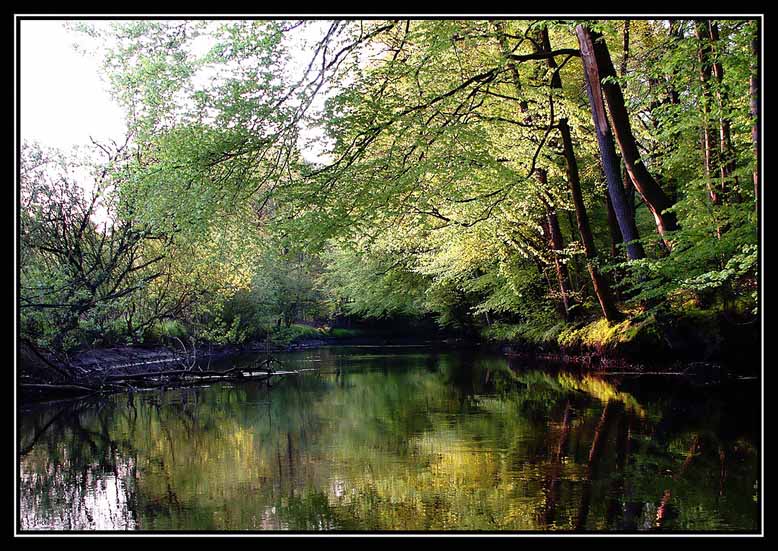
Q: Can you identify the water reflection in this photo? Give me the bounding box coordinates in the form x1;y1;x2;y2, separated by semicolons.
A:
18;347;760;531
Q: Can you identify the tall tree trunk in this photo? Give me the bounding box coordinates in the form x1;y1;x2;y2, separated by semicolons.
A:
708;21;740;201
617;21;638;258
668;20;684;105
539;181;575;320
575;26;646;262
750;27;760;218
538;27;563;89
620;20;637;222
538;27;622;321
559;119;621;322
577;25;678;248
605;194;622;258
494;22;575;318
695;21;722;206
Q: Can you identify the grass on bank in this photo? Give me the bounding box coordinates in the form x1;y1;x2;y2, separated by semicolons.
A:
480;304;727;358
144;320;365;348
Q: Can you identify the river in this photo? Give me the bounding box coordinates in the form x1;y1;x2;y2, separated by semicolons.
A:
18;346;761;532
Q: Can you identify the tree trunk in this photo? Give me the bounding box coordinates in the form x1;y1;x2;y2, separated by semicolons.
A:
537;27;621;321
695;21;722;206
577;24;678;248
559;119;622;322
538;176;575;320
708;21;740;201
546;207;574;315
540;28;621;321
494;22;575;318
575;26;645;261
750;28;760;218
620;20;638;221
538;27;563;89
617;22;637;257
604;194;622;258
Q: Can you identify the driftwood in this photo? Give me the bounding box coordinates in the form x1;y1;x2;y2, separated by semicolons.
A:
20;367;305;401
21;383;102;394
19;337;309;402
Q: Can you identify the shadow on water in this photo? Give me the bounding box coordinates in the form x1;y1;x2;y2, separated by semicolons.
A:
18;346;760;532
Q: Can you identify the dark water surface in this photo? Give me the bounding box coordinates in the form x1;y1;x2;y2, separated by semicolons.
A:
18;346;761;532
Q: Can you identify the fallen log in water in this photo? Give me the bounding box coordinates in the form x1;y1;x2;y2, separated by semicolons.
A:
20;383;103;395
20;350;318;402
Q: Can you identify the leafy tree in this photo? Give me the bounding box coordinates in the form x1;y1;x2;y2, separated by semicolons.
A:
25;18;758;355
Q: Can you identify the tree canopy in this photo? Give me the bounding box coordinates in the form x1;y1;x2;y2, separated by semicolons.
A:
20;18;760;354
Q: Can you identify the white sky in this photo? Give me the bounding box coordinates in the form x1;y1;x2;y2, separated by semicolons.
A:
18;19;347;231
20;20;127;152
19;19;337;166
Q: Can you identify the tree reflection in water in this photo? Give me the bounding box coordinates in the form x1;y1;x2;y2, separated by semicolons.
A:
18;347;760;531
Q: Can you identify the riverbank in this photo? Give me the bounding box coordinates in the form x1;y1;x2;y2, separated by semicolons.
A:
18;330;437;403
19;308;760;403
19;339;282;403
484;307;760;376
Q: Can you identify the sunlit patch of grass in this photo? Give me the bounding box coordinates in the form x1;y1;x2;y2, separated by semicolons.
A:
480;315;654;352
270;324;324;345
326;328;364;339
557;318;641;350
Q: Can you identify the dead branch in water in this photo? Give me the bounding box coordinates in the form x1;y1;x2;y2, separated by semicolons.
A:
19;335;305;402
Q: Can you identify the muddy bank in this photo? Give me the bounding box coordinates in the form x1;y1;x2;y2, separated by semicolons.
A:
19;334;448;403
22;339;294;379
19;316;759;403
20;329;749;387
18;339;288;404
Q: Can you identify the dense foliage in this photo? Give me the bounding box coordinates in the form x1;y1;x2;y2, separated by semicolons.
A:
20;19;760;355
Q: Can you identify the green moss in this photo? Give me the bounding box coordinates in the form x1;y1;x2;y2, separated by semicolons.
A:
557;318;632;350
482;313;669;356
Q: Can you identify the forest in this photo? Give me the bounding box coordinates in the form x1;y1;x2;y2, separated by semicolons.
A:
16;16;764;535
20;18;760;378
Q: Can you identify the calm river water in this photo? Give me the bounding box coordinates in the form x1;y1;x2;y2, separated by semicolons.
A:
18;346;761;532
